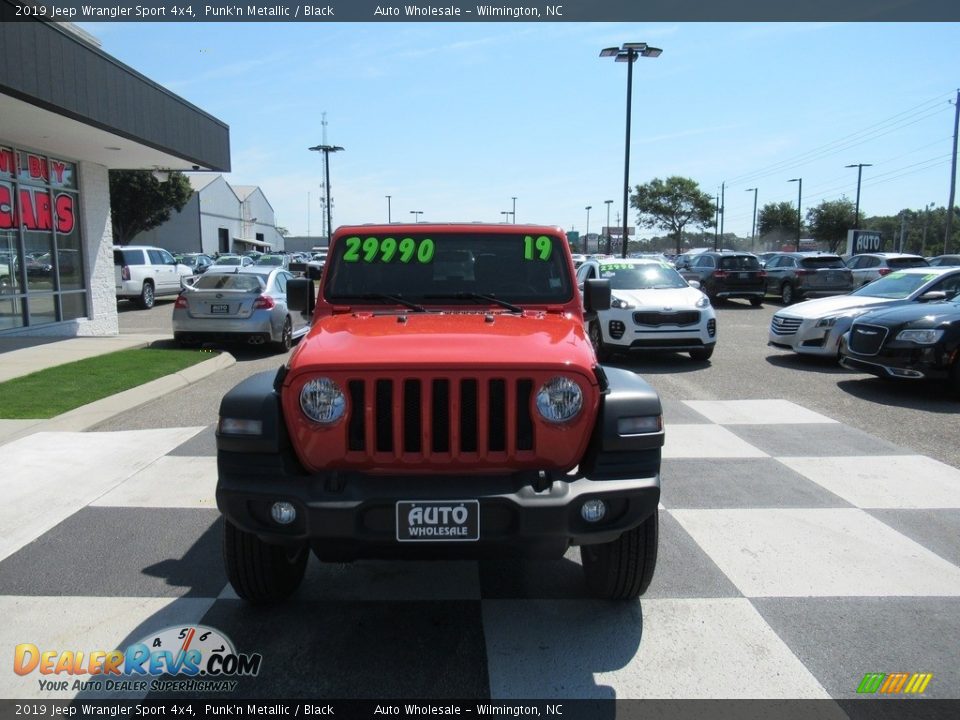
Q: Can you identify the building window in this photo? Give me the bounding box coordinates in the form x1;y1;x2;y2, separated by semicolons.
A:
0;143;85;333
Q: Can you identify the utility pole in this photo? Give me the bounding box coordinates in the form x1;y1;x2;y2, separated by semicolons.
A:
899;212;909;253
713;195;719;250
746;188;758;252
307;191;310;237
719;181;725;240
946;89;959;254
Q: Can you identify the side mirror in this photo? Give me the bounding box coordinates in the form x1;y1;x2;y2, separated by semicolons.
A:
583;278;611;321
307;265;323;281
918;291;947;303
287;278;315;314
687;279;701;290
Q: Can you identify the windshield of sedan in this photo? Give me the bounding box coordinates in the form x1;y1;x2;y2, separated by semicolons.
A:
324;232;572;304
851;272;937;299
598;262;689;290
192;273;266;292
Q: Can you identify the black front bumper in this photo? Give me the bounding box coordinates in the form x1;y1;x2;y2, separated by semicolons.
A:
217;451;660;560
840;347;952;380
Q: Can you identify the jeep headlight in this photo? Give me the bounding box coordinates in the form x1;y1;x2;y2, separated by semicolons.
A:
300;378;346;423
536;377;583;423
896;329;943;344
695;295;711;308
610;295;634;309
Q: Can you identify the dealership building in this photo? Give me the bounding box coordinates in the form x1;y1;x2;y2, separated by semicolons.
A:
0;15;230;337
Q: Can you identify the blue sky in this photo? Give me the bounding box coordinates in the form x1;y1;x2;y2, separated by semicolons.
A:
81;22;959;239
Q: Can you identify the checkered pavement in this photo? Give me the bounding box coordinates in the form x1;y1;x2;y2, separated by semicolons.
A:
1;399;958;701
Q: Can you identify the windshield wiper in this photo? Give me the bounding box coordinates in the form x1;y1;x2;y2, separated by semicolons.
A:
424;292;524;313
357;293;427;312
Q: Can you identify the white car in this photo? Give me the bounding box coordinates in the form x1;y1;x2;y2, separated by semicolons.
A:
576;258;716;361
768;266;960;359
114;245;194;309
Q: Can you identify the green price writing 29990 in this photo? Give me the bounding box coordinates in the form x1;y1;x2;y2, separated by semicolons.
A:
342;236;436;263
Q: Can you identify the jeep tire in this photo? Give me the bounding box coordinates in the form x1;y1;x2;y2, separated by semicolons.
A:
580;511;658;600
223;518;308;604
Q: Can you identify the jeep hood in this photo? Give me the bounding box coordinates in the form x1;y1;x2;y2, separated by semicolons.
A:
289;311;597;373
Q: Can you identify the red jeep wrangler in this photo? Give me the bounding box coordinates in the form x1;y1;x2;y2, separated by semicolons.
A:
216;224;664;602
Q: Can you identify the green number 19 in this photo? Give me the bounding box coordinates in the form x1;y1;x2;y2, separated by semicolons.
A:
524;235;552;261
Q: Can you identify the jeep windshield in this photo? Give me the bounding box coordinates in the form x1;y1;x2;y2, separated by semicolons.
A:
324;232;573;305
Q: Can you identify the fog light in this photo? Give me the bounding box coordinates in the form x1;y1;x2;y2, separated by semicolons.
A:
270;502;296;525
581;499;607;523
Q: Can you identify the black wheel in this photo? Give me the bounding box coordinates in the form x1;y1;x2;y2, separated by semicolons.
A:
588;321;612;362
689;345;714;361
222;518;308;604
780;283;795;305
581;512;658;601
139;281;155;309
274;316;293;353
749;297;763;307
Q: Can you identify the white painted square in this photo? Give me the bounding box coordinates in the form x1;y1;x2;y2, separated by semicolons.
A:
671;508;960;597
663;424;768;459
684;400;838;425
0;428;205;562
92;456;217;508
482;598;832;699
777;456;960;509
0;595;214;699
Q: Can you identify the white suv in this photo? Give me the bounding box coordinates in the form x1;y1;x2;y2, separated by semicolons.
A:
114;246;193;309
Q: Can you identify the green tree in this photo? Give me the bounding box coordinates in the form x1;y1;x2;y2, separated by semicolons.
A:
109;170;193;245
631;176;715;255
758;201;801;249
806;198;856;253
276;226;290;237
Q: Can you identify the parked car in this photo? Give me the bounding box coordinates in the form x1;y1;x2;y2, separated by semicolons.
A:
254;254;289;269
576;257;716;361
756;251;779;267
844;252;928;287
176;253;215;274
213;254;254;268
927;254;960;267
172;267;310;352
680;251;766;305
840;294;960;392
762;252;854;304
768;266;960;359
114;245;193;309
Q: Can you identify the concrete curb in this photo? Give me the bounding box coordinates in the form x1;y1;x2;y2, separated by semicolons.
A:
0;351;236;447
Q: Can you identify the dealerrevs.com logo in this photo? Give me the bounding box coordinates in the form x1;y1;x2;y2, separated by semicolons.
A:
14;625;262;693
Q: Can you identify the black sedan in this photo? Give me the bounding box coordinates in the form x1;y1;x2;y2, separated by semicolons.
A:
840;295;960;391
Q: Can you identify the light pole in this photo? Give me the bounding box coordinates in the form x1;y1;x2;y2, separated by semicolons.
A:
308;144;344;241
713;195;719;250
604;199;613;254
788;178;802;252
923;202;935;254
386;195;392;223
501;211;511;223
746;188;758;251
600;42;662;258
845;163;871;228
410;210;423;222
511;196;517;223
585;206;592;253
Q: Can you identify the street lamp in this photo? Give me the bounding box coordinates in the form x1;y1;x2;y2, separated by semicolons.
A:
511;196;517;223
745;188;758;251
600;42;662;258
788;178;802;252
308;144;344;241
845;163;872;228
585;205;592;253
501;211;511;223
386;195;392;223
604;199;613;254
410;210;423;222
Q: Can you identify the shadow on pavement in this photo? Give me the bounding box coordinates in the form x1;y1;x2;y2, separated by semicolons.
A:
836;377;959;414
764;352;849;375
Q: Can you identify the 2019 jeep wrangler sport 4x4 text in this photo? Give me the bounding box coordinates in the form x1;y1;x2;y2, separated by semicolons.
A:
215;224;664;602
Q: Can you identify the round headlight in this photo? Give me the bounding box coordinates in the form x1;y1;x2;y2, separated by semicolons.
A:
300;378;346;424
536;377;583;423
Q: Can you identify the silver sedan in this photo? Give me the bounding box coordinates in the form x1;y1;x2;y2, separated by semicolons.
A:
768;267;960;359
172;267;310;352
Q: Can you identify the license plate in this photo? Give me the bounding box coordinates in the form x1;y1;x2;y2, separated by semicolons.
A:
396;500;479;542
210;303;229;314
739;272;749;279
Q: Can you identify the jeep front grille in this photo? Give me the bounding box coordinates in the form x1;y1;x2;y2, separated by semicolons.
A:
346;376;536;459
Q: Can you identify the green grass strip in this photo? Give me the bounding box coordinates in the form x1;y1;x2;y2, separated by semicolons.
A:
0;347;217;419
